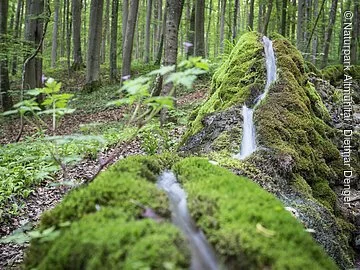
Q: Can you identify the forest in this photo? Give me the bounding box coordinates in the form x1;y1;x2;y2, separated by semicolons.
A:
0;0;359;269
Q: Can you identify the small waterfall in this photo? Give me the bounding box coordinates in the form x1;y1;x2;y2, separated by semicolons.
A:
157;171;219;270
235;36;277;160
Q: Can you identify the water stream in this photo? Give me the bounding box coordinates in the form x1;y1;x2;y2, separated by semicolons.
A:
157;171;219;270
235;36;277;160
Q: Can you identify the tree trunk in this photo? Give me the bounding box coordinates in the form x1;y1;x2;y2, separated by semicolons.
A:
11;0;23;75
290;0;296;42
205;0;213;56
72;0;84;70
194;0;205;57
160;0;184;124
219;0;226;53
84;0;104;91
121;0;139;83
110;0;119;82
233;0;239;41
280;0;287;36
322;0;338;67
101;0;110;63
51;0;59;68
144;0;152;63
66;0;71;72
296;0;304;50
122;0;129;49
312;0;318;64
248;0;255;30
262;0;273;35
0;0;13;111
155;7;166;65
24;0;44;91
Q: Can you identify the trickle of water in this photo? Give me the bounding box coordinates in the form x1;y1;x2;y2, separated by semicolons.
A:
157;171;219;270
235;36;277;160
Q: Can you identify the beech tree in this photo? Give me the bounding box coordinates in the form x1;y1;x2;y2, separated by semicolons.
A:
72;0;84;70
24;0;44;91
0;0;13;111
84;0;104;91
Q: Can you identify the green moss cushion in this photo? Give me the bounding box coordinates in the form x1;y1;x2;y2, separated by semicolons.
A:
24;156;337;270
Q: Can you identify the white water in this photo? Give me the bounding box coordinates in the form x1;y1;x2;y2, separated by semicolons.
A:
157;171;219;270
235;36;277;160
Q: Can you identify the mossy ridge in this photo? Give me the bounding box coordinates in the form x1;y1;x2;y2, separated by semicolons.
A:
181;32;266;143
172;158;338;270
254;36;341;212
24;155;189;270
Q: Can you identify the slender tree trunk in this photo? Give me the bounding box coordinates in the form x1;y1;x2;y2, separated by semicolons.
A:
144;0;153;63
281;0;287;36
122;0;129;49
121;0;139;83
160;0;184;124
101;0;110;63
24;0;44;91
233;0;239;41
12;0;23;75
51;0;60;68
72;0;84;70
84;0;104;90
155;7;166;65
257;2;264;33
296;0;304;50
110;0;119;82
194;0;205;57
290;0;296;42
312;0;318;64
0;0;13;111
66;0;71;72
156;0;162;53
263;0;273;35
205;0;213;57
248;0;255;30
322;0;338;67
187;4;195;57
61;0;66;58
219;0;226;53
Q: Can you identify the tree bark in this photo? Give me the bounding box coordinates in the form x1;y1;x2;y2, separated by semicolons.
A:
11;0;23;75
322;0;338;67
248;0;255;30
144;0;153;63
312;0;318;64
233;0;239;41
122;0;129;49
51;0;59;68
84;0;104;90
194;0;205;57
280;0;287;36
0;0;13;111
205;0;213;56
101;0;110;63
24;0;44;91
110;0;119;82
263;0;273;35
160;0;184;124
296;0;304;50
121;0;139;83
219;0;226;53
72;0;84;70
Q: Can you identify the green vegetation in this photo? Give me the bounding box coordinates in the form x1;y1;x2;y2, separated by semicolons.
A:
24;156;337;269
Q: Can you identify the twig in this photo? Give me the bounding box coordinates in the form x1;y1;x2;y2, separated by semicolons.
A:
16;1;51;142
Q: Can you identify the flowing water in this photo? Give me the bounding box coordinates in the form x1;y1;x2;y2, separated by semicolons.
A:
235;36;277;160
157;171;219;270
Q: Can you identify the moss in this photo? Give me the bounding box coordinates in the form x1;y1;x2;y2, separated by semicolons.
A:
25;155;190;269
173;158;338;270
182;32;266;142
211;128;242;152
321;65;343;85
292;174;313;197
304;61;321;76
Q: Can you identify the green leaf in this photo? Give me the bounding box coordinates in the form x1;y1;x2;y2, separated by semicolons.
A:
148;65;175;76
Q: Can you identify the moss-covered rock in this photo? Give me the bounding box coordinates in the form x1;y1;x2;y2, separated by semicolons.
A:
25;156;338;270
173;158;338;269
179;32;355;267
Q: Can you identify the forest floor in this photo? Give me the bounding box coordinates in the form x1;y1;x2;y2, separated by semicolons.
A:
0;74;209;268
